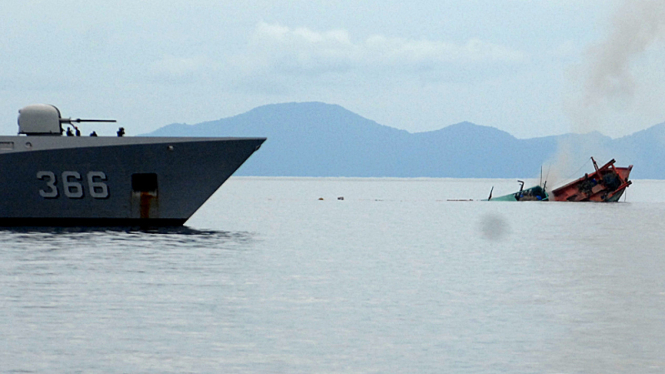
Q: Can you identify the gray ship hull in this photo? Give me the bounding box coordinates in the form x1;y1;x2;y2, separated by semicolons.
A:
0;136;265;226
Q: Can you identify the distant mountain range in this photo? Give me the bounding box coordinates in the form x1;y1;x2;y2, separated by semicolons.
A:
144;102;665;179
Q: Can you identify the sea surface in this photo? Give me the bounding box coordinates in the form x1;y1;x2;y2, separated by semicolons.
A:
2;177;665;373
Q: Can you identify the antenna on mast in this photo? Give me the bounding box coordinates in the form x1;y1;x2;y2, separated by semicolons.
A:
540;165;543;187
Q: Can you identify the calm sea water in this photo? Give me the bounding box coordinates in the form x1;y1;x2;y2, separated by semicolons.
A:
2;177;665;373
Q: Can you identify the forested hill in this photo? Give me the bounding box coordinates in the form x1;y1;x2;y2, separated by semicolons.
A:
144;102;665;179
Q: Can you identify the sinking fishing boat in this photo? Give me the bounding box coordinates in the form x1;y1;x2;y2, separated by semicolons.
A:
488;180;549;201
550;157;632;202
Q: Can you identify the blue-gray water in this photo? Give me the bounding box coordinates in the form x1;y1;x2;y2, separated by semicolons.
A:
2;177;665;373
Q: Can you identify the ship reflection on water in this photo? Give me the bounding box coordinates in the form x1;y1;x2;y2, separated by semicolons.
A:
0;226;257;251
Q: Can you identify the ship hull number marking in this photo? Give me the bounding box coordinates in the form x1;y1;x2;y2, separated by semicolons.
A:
37;171;109;199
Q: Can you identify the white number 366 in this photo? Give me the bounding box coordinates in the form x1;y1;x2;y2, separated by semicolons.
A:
37;171;109;199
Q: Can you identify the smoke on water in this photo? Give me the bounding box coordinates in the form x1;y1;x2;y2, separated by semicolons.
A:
570;0;665;132
546;0;665;187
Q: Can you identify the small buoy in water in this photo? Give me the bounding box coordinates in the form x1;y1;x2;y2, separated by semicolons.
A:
337;196;344;200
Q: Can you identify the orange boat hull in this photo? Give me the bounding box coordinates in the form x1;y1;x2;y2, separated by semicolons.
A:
551;158;632;202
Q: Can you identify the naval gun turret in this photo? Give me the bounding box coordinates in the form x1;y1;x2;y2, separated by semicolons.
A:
18;104;116;136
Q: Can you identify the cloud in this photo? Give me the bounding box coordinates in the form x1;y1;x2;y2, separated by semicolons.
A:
231;22;527;77
147;55;217;83
143;22;529;91
548;40;582;60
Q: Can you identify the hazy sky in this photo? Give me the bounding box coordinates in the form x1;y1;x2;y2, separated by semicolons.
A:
1;0;664;138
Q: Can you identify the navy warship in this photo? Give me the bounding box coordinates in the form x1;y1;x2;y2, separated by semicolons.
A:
0;104;265;226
